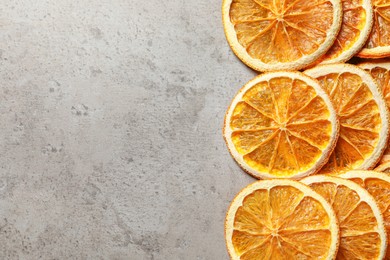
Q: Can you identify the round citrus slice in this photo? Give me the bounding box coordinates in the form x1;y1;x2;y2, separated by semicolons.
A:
222;0;342;71
225;179;339;259
301;175;387;260
223;71;339;179
358;0;390;58
359;61;390;163
305;64;389;175
320;0;373;64
376;161;390;173
339;170;390;259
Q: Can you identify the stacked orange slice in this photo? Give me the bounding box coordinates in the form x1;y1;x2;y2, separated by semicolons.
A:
222;0;342;71
340;170;390;258
359;61;390;163
358;0;390;58
320;0;374;64
302;175;387;259
305;64;389;175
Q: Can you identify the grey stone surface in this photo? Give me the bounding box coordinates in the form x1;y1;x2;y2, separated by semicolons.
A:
0;1;257;259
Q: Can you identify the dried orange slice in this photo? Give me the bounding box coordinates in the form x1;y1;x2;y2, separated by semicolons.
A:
223;71;339;179
358;0;390;58
222;0;342;71
376;161;390;173
225;179;339;259
320;0;373;64
359;61;390;163
305;64;389;174
339;170;390;259
301;175;387;259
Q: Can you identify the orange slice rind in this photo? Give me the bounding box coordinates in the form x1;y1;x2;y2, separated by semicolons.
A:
358;0;390;58
320;0;373;64
376;161;390;173
359;61;390;163
301;175;387;260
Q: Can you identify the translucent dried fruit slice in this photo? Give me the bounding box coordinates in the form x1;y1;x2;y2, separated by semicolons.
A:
302;175;387;260
339;170;390;259
222;0;342;71
225;180;339;260
305;64;389;175
224;71;339;179
358;0;390;58
359;61;390;163
320;0;374;64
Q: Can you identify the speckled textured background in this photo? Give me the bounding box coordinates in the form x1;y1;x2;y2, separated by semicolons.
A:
0;0;257;259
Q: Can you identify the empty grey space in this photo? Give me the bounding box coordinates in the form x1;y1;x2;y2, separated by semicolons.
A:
0;1;256;259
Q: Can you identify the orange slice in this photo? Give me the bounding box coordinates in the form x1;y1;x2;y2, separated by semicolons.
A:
301;175;387;259
358;0;390;58
305;64;389;175
376;161;390;173
339;170;390;259
359;61;390;163
223;71;339;179
222;0;342;71
320;0;373;64
225;179;339;259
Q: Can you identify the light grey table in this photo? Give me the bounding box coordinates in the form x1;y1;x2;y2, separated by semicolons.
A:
0;1;257;259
